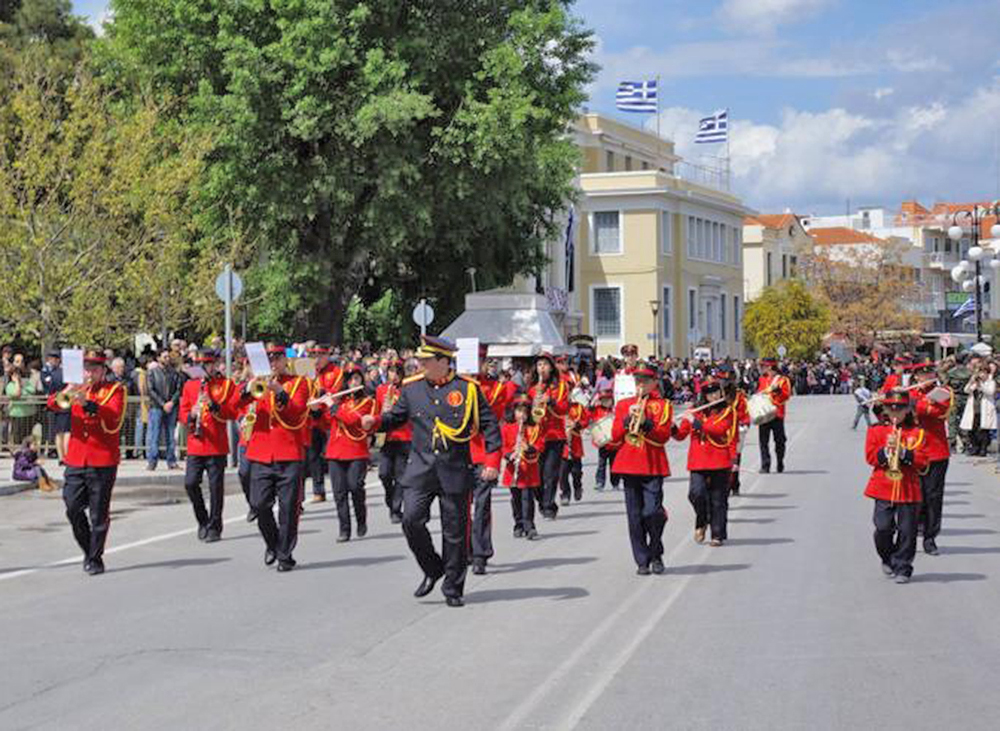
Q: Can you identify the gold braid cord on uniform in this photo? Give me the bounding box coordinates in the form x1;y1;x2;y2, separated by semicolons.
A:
432;381;479;450
636;400;672;448
705;406;738;449
98;383;127;435
270;377;309;431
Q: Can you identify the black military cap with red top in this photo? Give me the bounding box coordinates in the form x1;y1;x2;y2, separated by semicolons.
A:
83;350;107;366
308;344;332;356
620;343;639;357
266;344;287;359
534;350;557;368
193;348;221;364
632;361;658;380
760;357;778;367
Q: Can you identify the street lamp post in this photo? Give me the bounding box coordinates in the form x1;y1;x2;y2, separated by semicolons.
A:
649;299;661;359
947;202;1000;343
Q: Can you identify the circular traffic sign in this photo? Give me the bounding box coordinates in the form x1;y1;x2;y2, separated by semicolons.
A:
777;345;787;358
412;301;435;327
215;271;243;302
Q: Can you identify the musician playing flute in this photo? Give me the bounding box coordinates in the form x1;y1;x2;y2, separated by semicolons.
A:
610;363;674;576
322;364;377;542
502;394;545;540
863;389;929;583
910;360;953;556
47;350;126;575
675;375;738;546
178;349;241;542
376;359;411;524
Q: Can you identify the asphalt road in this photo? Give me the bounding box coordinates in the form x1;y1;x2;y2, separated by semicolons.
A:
2;395;1000;730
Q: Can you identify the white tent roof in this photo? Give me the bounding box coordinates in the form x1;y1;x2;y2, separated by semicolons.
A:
441;289;567;356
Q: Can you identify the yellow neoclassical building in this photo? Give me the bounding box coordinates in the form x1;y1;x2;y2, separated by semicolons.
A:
574;114;751;360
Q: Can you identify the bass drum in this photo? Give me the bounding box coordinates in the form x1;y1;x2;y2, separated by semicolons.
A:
748;392;777;425
589;415;615;448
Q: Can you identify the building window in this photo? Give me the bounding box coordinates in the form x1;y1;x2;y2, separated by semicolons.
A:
687;216;696;257
790;255;798;278
782;254;788;279
766;252;773;287
592;286;622;338
733;227;741;265
706;299;715;339
593;212;622;254
624;155;632;171
861;210;870;229
606;150;614;171
662;286;671;340
734;296;741;340
641;161;649;170
661;212;672;255
688;288;697;331
720;293;726;340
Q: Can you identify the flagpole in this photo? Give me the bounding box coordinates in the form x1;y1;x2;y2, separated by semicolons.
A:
655;74;661;163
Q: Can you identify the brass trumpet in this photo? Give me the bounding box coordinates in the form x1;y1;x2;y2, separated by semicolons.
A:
626;393;649;447
885;421;904;481
247;378;269;398
55;385;88;410
532;389;548;422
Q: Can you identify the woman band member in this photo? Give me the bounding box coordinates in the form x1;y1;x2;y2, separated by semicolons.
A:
528;352;569;519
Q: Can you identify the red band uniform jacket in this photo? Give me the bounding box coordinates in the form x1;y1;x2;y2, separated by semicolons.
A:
562;402;592;459
178;377;241;457
48;382;126;468
913;385;952;462
864;424;930;504
674;405;739;471
527;380;570;444
240;374;310;463
610;393;674;477
501;422;546;488
376;383;413;443
471;378;513;465
324;394;377;461
758;374;792;420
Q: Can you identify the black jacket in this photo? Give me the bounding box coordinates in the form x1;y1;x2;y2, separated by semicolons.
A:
148;366;182;409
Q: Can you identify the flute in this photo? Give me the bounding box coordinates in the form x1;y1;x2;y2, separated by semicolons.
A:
307;385;365;409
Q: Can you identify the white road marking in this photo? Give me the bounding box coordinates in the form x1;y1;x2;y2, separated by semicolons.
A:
499;423;807;731
0;474;385;583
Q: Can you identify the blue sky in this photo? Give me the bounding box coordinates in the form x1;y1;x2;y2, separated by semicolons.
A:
73;0;1000;215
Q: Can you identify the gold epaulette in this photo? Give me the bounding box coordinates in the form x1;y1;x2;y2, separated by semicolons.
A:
403;373;426;385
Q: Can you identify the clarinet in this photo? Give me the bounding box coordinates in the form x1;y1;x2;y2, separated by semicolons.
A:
511;422;525;486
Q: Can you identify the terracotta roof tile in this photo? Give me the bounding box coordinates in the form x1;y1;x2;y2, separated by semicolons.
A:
744;213;798;229
808;226;888;246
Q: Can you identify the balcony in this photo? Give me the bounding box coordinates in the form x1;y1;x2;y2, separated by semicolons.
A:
926;251;959;269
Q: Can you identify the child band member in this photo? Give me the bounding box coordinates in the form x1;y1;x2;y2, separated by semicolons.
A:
502;395;545;540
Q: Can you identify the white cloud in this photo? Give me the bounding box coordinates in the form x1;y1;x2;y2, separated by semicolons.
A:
873;87;894;101
646;80;1000;213
87;9;113;38
718;0;833;34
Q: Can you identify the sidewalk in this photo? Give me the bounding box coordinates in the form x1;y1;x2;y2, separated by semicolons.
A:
0;457;241;497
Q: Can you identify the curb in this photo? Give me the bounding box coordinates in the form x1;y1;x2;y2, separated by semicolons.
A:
0;469;241;497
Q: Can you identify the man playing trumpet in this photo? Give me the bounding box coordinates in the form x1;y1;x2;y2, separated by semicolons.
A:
240;344;310;572
609;363;675;576
47;350;126;575
178;349;241;543
910;360;953;556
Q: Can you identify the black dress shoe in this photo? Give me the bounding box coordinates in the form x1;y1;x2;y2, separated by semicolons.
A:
446;596;464;608
204;529;221;543
277;559;296;572
472;561;486;575
636;565;651;576
246;509;258;523
264;549;277;566
574;490;582;502
336;531;351;543
414;574;441;598
390;513;403;525
777;463;785;474
83;559;92;574
197;525;209;541
356;523;368;538
924;538;939;555
526;528;538;540
650;559;665;575
760;466;770;474
560;496;570;507
513;526;525;538
86;558;105;575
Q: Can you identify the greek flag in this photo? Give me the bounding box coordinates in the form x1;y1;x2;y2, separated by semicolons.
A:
695;109;728;144
616;80;657;113
953;296;975;318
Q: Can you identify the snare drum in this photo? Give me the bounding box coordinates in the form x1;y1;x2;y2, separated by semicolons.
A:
748;392;777;425
589;415;615;448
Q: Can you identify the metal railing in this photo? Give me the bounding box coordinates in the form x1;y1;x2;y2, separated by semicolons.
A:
0;395;184;459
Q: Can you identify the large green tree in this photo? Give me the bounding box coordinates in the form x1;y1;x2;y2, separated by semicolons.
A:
97;0;595;342
0;56;209;350
743;281;830;359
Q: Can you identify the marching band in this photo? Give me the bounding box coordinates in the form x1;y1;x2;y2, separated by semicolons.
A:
46;335;974;596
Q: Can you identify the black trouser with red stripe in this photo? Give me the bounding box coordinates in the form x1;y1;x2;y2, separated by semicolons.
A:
402;470;472;599
184;454;226;534
689;469;730;540
471;465;496;564
622;474;667;568
63;465;117;563
250;460;303;563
